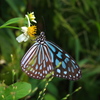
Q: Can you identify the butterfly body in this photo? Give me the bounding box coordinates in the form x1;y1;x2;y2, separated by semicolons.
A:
21;32;81;80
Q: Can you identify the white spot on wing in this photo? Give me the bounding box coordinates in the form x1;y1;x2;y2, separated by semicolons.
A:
68;67;71;72
59;75;61;77
57;69;61;73
35;71;37;74
64;71;67;74
76;74;78;76
43;61;46;68
56;74;58;77
49;65;52;70
78;70;80;74
45;70;47;74
71;59;75;64
39;65;42;70
65;54;70;58
73;76;75;78
37;76;39;78
47;66;49;71
22;68;25;71
40;73;42;76
69;75;71;77
35;65;38;70
32;70;35;73
43;71;45;74
63;75;65;77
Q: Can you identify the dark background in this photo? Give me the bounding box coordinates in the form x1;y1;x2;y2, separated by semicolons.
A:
0;0;100;100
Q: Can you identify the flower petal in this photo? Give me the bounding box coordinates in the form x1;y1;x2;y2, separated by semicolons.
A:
31;12;34;14
21;26;28;32
24;35;29;42
16;34;28;43
31;20;37;23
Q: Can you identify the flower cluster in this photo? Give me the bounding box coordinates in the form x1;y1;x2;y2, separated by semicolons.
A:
16;12;37;43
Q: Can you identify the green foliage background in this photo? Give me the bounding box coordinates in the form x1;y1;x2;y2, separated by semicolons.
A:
0;0;100;100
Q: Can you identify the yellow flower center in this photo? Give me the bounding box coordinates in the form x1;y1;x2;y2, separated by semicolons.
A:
27;25;37;37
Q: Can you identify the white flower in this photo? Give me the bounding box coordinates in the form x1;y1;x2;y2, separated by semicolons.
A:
16;12;37;43
16;26;29;43
16;25;37;43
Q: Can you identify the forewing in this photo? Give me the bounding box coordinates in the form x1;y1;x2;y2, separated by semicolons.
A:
45;41;82;80
21;42;53;79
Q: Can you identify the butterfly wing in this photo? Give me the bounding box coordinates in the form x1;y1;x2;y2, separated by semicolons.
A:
21;39;81;80
45;41;82;80
21;42;53;79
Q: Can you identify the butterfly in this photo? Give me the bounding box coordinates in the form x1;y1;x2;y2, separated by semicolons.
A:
21;32;82;80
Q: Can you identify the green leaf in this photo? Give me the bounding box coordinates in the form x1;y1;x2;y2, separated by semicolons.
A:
0;17;23;28
44;93;56;100
75;38;80;62
47;83;58;97
0;82;31;100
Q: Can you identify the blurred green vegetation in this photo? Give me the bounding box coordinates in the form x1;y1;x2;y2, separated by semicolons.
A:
0;0;100;100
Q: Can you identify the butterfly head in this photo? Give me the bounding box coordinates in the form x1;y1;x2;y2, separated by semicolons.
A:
36;32;45;44
40;31;45;35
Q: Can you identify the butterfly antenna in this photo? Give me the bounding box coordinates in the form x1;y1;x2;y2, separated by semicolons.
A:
41;16;46;33
37;16;46;34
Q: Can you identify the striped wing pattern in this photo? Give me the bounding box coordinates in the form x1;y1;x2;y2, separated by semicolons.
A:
21;42;53;79
21;32;82;80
